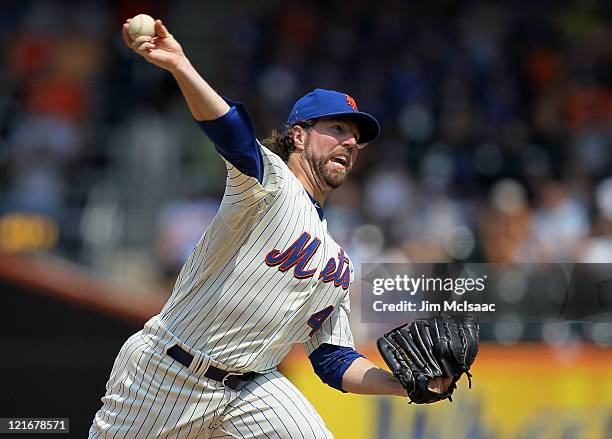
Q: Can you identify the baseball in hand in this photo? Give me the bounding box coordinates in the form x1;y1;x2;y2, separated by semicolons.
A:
128;14;156;40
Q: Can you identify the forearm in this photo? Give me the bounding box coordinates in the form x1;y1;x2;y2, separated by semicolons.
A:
124;19;229;121
170;58;230;121
341;357;407;397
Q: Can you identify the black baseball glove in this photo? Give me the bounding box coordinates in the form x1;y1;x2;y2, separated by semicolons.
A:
377;315;479;404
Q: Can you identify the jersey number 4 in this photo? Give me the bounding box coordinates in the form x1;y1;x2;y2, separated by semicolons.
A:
307;305;334;336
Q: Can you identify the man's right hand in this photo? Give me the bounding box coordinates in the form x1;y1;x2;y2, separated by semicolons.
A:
122;19;187;73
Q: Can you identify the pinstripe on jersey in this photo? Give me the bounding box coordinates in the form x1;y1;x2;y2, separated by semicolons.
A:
90;142;354;438
90;317;333;438
157;144;355;372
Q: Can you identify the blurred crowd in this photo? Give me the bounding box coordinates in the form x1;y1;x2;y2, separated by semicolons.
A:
1;1;612;343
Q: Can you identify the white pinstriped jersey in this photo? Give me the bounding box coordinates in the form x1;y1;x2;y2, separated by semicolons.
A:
158;144;355;372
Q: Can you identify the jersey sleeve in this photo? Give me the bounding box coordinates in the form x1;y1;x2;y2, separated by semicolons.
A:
197;98;264;182
197;98;287;217
221;144;283;208
304;292;355;356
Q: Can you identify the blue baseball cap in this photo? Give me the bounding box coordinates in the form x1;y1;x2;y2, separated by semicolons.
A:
287;89;380;144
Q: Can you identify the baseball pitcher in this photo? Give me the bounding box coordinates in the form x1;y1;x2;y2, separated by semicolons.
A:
89;18;479;438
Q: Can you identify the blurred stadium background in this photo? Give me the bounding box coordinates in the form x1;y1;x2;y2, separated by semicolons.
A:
1;0;611;437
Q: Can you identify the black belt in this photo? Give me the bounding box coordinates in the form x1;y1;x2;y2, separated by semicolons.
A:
166;344;258;391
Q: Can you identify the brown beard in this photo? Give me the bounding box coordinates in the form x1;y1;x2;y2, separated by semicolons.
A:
304;136;351;189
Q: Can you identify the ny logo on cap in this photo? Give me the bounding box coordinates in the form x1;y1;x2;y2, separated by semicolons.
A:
345;95;357;111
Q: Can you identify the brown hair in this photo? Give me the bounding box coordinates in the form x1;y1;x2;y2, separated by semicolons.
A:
261;120;316;162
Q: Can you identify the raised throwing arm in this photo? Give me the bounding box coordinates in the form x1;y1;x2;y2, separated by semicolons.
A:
122;18;229;121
